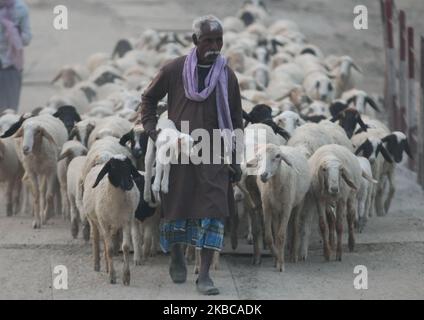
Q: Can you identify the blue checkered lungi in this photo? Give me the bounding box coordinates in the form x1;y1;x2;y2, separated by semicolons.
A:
160;218;224;253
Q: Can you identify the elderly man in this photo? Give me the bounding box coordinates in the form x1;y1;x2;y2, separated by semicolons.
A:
0;0;32;111
139;15;243;295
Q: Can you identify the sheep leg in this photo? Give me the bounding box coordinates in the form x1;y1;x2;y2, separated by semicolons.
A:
142;224;153;261
122;223;131;286
299;194;314;261
317;200;331;261
6;179;14;217
384;169;395;215
152;161;164;196
326;205;336;251
27;172;41;228
102;227;116;284
90;220;100;272
143;141;155;204
335;200;346;261
230;200;240;250
131;218;142;265
246;210;253;244
69;194;80;239
194;248;200;274
262;201;278;260
103;239;109;273
43;175;56;224
347;197;356;252
60;183;70;221
276;207;291;272
82;217;91;242
289;205;302;263
185;245;195;264
375;180;385;217
160;163;171;194
250;209;262;265
12;176;22;216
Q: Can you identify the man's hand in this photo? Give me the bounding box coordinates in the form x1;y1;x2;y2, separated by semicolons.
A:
229;163;242;184
148;128;161;142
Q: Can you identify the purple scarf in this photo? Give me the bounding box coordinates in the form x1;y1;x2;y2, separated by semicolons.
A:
182;47;234;153
0;0;23;71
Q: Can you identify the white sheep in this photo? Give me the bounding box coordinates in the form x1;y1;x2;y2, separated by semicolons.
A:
143;118;194;204
248;144;311;270
87;116;132;148
57;141;88;221
0;137;24;216
308;144;370;261
7;115;68;228
83;155;141;285
273;111;305;136
355;156;376;232
67;155;89;239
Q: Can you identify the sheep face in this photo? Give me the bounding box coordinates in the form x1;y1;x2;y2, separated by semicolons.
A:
318;158;357;196
355;138;392;164
335;108;368;138
382;132;413;163
53;106;81;135
17;124;56;156
70;121;96;147
92;156;139;191
119;127;149;159
254;144;292;183
274;111;304;136
312;78;334;102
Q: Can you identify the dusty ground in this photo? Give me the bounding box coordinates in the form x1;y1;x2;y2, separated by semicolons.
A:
0;0;424;300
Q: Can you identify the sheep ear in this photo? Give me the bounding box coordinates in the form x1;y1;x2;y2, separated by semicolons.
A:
355;143;365;156
362;170;378;184
378;145;393;163
40;128;57;146
365;96;380;112
92;162;111;188
351;62;363;73
51;70;63;84
128;160;142;180
346;95;357;107
341;168;357;191
119;130;134;147
403;139;413;159
246;156;258;168
279;153;293;167
1;117;25;138
58;149;72;161
69;127;78;140
357;116;368;132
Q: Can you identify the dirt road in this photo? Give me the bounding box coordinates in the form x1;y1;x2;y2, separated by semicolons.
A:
0;0;423;300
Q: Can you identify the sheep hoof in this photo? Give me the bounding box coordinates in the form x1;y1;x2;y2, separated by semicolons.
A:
109;272;116;284
252;256;261;266
123;270;130;286
71;220;79;239
194;266;199;275
32;220;40;229
94;263;100;272
134;259;142;266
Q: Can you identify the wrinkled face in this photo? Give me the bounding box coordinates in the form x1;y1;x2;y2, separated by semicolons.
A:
320;160;342;196
193;23;223;64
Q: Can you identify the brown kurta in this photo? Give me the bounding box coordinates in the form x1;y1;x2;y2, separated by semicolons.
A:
139;56;243;221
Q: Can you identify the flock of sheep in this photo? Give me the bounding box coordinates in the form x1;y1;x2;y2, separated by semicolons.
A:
0;1;414;286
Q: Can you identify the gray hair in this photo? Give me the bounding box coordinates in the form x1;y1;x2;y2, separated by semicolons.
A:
192;15;223;38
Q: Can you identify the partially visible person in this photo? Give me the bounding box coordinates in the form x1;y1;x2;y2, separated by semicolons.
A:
0;0;32;112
